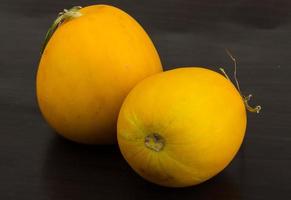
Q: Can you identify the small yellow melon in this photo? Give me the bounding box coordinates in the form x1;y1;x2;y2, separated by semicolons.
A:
117;67;248;187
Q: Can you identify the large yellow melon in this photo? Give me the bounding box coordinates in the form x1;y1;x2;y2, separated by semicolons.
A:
36;5;162;144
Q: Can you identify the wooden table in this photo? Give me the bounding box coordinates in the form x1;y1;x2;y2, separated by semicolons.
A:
1;0;290;199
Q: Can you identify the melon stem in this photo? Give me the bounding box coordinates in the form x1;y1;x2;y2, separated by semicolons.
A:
219;49;262;114
41;6;82;55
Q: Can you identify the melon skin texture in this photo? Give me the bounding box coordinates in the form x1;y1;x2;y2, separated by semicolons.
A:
36;5;162;144
117;67;246;187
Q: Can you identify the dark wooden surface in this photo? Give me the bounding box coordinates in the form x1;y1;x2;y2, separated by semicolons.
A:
1;0;291;199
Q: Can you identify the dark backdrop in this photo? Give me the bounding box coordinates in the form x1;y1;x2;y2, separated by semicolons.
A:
1;0;290;199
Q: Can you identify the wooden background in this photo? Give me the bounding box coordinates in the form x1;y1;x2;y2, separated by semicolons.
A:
0;0;290;199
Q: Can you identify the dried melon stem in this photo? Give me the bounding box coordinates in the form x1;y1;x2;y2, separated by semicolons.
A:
41;6;82;54
220;49;262;114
